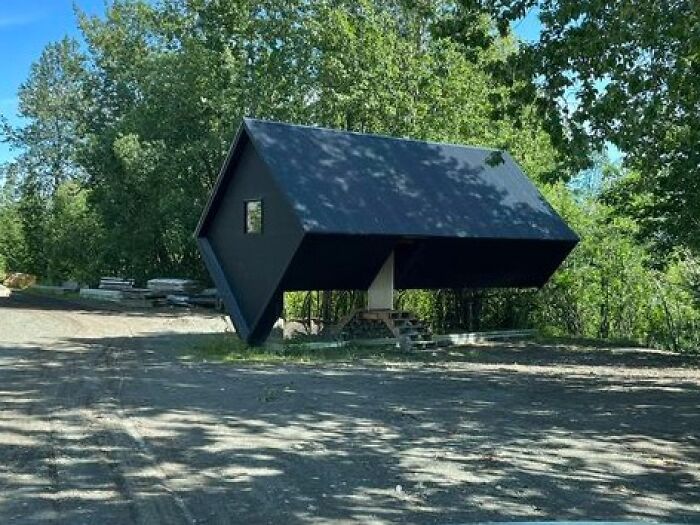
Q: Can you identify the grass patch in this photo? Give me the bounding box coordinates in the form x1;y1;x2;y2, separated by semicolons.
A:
534;334;642;349
184;333;657;367
182;333;516;366
184;333;439;364
182;333;660;364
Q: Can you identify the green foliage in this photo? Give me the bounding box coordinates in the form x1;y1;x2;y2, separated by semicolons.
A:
38;0;558;282
0;169;24;279
0;195;23;281
483;0;700;254
0;0;698;353
15;175;48;277
649;253;700;352
44;181;104;284
536;183;700;352
284;290;365;324
1;38;88;195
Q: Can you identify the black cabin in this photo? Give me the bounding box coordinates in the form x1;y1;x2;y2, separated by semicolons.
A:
195;118;579;345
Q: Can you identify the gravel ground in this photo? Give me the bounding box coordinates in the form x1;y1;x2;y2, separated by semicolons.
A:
0;291;699;524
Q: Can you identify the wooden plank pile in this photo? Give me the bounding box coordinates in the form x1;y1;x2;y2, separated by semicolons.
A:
76;276;221;310
147;278;201;295
433;329;537;345
99;277;136;290
81;276;154;306
147;278;204;307
185;288;222;309
80;288;124;302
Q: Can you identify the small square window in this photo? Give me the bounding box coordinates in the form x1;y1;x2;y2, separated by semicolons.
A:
245;200;263;234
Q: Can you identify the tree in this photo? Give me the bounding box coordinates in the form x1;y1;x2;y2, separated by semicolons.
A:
44;181;104;284
4;0;696;350
481;0;699;253
0;166;28;278
15;174;48;277
1;38;89;195
68;0;560;282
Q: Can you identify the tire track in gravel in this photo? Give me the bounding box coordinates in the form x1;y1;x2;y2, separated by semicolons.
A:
0;293;197;524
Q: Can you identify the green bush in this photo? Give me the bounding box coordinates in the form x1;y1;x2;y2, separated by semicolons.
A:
0;192;27;280
536;183;700;352
44;181;104;285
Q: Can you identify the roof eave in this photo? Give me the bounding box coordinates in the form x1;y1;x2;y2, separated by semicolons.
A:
194;119;250;238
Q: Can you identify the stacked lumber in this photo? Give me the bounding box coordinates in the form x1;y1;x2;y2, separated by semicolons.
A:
80;287;155;307
80;288;124;302
146;282;222;309
121;288;155;300
165;294;191;307
79;277;217;309
187;288;223;309
82;276;154;306
433;329;537;345
61;281;80;292
118;287;155;307
147;278;201;295
99;277;135;290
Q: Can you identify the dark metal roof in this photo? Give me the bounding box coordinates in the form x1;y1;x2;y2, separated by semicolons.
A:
243;118;578;241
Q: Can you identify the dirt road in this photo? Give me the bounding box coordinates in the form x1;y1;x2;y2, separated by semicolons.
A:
1;291;699;524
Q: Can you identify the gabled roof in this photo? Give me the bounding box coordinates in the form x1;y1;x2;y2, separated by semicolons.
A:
195;118;579;345
240;118;578;241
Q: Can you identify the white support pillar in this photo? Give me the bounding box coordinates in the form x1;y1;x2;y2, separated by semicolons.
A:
367;251;394;310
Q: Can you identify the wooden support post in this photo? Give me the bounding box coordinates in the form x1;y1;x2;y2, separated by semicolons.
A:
367;251;394;310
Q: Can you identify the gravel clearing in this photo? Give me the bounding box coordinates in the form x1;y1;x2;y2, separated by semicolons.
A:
1;291;699;524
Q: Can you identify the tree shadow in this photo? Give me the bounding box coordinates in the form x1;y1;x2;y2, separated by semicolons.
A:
0;331;699;523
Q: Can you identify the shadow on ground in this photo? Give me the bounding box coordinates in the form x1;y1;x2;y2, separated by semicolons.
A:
0;290;215;319
0;328;699;524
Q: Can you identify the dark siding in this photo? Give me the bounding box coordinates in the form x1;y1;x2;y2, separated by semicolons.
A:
393;237;577;289
281;234;395;291
205;139;303;332
282;234;576;291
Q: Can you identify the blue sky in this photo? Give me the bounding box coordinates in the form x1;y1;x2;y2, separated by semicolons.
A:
0;0;106;163
0;3;544;165
512;6;541;42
